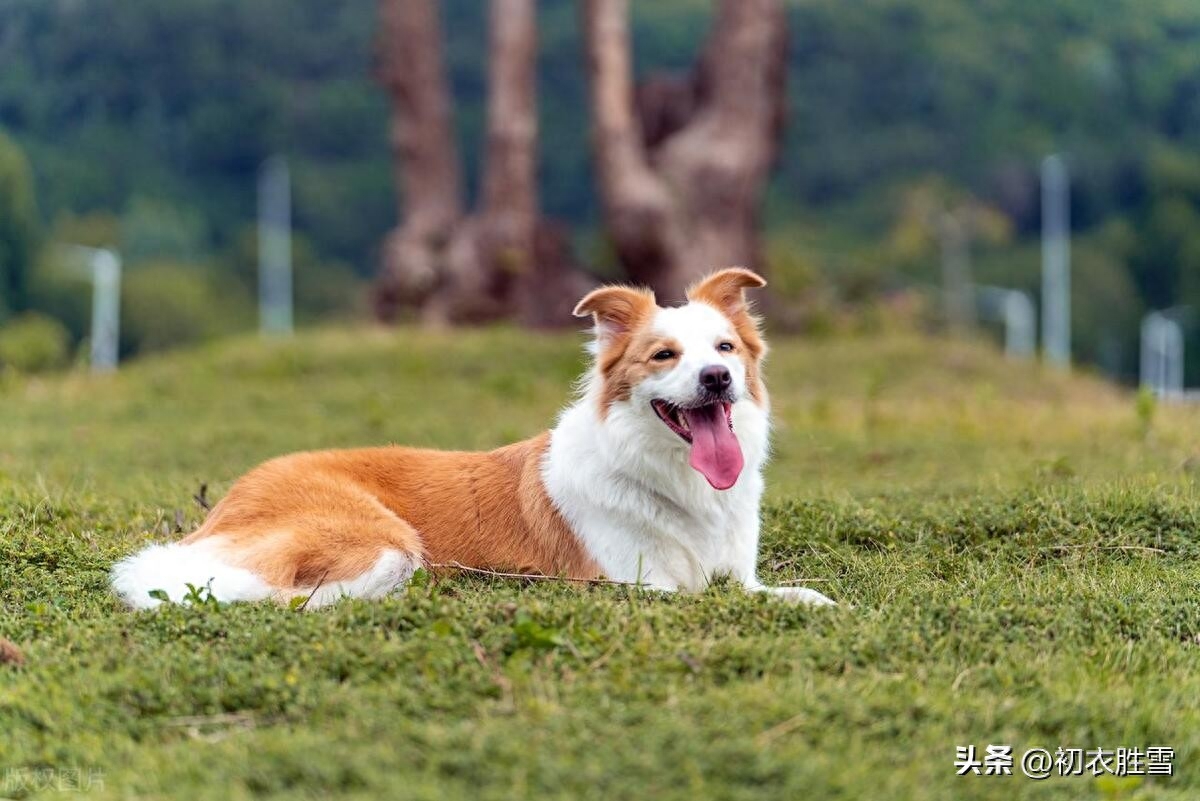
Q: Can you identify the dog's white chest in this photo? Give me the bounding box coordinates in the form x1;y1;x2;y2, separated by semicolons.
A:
543;397;768;591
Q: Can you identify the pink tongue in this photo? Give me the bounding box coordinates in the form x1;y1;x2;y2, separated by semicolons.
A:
683;404;743;490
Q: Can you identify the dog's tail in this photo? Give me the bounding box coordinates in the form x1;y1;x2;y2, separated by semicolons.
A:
110;540;274;610
112;538;419;610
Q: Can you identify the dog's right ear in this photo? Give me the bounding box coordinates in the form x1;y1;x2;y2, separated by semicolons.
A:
573;285;657;342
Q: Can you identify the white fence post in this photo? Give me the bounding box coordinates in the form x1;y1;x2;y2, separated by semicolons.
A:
89;249;122;372
1140;311;1184;401
60;245;122;373
258;155;293;336
978;286;1035;359
1041;154;1071;369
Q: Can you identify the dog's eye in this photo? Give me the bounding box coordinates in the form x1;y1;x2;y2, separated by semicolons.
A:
717;342;735;353
651;349;676;361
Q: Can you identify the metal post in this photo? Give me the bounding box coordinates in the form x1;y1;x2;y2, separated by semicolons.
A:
1142;313;1161;392
1166;321;1184;400
1041;154;1070;368
258;155;293;335
1003;290;1036;358
978;286;1035;359
55;244;123;372
1140;311;1185;401
90;249;121;372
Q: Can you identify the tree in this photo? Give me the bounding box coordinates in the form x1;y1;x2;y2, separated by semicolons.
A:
0;131;39;322
582;0;787;302
373;0;588;326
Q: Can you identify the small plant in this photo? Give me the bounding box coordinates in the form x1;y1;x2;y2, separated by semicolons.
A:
1135;386;1156;440
146;581;221;609
182;581;221;609
1035;454;1076;479
508;610;569;655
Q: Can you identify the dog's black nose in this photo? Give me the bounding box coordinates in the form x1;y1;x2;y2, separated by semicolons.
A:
700;365;732;393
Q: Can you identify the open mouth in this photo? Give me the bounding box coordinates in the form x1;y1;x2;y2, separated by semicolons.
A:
651;400;733;443
650;399;744;490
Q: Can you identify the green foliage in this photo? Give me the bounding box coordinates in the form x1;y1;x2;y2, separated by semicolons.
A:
119;196;210;265
221;228;365;324
1136;387;1157;441
508;610;570;656
0;0;390;267
24;249;95;345
0;311;70;373
1;329;1199;798
2;0;1200;375
181;581;221;609
0;130;39;321
120;262;252;356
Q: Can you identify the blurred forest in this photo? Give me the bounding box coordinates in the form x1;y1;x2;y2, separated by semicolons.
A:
0;0;1199;378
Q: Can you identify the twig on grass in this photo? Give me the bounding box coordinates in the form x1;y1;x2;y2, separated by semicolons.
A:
295;569;331;612
193;483;210;511
427;561;639;588
163;712;256;728
163;712;258;743
1039;544;1166;554
755;712;807;746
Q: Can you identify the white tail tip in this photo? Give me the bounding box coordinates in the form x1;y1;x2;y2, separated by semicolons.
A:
110;541;273;610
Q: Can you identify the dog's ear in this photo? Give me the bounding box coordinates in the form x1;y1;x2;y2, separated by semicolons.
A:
686;267;766;318
573;285;657;341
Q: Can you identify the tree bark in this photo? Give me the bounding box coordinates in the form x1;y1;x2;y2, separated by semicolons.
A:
375;0;590;325
583;0;787;302
374;0;463;322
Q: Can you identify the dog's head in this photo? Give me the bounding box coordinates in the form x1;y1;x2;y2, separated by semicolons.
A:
573;267;768;490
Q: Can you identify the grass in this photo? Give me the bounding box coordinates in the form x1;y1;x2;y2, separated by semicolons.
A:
1;326;1199;800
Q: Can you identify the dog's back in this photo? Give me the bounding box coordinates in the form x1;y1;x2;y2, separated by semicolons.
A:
113;436;599;609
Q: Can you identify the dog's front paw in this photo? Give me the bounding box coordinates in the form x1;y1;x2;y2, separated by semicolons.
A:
750;584;837;606
775;586;836;606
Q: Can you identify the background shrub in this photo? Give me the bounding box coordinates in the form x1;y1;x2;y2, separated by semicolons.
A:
120;262;252;356
0;311;71;373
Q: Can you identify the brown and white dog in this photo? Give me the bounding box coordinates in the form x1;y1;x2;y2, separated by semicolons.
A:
112;268;834;609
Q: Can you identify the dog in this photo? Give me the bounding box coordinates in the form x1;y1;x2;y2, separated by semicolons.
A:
111;267;834;609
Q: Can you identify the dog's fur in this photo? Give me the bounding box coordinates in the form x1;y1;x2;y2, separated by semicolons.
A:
112;268;834;609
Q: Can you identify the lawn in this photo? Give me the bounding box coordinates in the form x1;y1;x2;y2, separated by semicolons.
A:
1;326;1198;800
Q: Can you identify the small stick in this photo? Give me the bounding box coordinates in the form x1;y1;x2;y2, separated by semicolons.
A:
295;569;331;611
755;712;807;746
427;561;638;588
193;483;211;511
163;712;256;729
1039;544;1166;554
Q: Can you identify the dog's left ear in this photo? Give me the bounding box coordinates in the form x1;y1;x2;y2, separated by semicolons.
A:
686;267;767;318
573;285;657;342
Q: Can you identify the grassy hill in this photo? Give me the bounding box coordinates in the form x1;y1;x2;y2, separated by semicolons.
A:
1;328;1199;800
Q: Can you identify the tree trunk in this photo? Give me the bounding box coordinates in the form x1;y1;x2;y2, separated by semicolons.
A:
583;0;787;302
375;0;591;325
480;0;539;289
374;0;463;322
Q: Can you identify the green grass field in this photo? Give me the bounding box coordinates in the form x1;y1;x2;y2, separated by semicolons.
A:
2;327;1198;800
